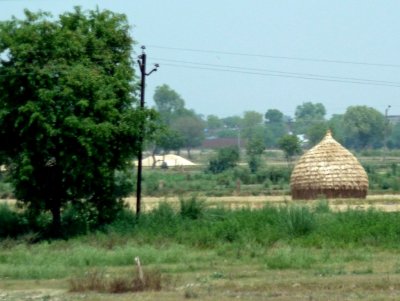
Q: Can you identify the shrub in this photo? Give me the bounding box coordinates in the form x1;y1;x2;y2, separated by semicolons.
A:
69;268;162;293
180;196;206;220
278;206;316;237
207;147;240;174
248;155;262;173
314;199;330;213
61;202;99;237
113;169;135;198
265;247;316;269
0;203;26;237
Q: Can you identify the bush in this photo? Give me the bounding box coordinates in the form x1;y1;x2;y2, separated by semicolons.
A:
278;206;316;237
180;196;206;220
62;201;100;237
0;203;27;237
113;169;135;198
248;155;262;173
207;147;240;174
69;268;162;293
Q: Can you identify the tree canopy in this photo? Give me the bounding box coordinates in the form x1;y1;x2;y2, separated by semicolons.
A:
294;102;326;135
0;8;153;236
264;108;287;147
278;134;302;163
172;114;205;158
153;84;185;125
343;106;385;149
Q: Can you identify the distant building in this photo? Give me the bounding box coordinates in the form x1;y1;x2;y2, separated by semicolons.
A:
387;115;400;124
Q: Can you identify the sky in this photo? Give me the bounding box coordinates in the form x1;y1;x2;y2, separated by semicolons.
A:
0;0;399;119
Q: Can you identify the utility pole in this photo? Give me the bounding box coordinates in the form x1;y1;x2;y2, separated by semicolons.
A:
383;105;391;162
136;46;159;216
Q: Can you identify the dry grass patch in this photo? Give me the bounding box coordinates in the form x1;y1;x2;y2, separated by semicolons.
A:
69;268;162;293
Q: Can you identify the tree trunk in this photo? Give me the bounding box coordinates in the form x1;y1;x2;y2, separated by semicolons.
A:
151;149;157;169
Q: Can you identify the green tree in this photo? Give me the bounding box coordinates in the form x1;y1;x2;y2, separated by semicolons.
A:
388;122;400;149
152;85;204;156
246;130;265;173
206;114;223;130
278;135;302;163
265;109;283;123
306;121;329;147
221;115;242;129
153;84;185;125
148;128;184;167
264;109;287;147
207;146;240;174
172;114;205;158
343;106;385;149
242;111;263;135
294;102;326;135
0;8;153;236
328;114;346;144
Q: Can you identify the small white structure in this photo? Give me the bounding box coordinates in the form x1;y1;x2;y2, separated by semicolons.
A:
135;154;196;167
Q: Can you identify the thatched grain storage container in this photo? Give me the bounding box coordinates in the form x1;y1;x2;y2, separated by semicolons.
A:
290;130;368;200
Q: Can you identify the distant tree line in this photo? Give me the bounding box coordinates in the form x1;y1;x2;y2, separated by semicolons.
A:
151;85;392;155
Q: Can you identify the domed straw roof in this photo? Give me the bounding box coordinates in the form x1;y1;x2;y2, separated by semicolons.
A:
290;130;368;200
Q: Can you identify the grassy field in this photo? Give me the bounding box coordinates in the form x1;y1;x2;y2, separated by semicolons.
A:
0;149;399;300
2;199;400;300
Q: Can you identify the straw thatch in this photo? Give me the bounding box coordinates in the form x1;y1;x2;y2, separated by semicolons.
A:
290;130;368;200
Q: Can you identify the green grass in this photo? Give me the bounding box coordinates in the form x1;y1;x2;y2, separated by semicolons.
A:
2;201;400;281
2;202;400;300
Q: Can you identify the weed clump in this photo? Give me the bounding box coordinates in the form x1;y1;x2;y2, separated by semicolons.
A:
69;268;162;293
180;196;206;220
278;205;316;237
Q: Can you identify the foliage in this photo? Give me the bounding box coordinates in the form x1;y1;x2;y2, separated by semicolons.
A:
4;203;400;287
306;121;329;146
265;109;284;123
152;85;205;157
207;147;240;174
328;114;346;144
151;127;184;155
343;106;385;149
216;128;238;138
388;122;400;149
248;155;263;173
277;206;316;237
0;203;27;237
246;130;265;157
0;8;154;235
241;111;263;138
264;109;287;148
179;196;206;220
153;84;185;125
294;102;326;135
172;114;205;157
221;115;242;128
246;129;265;173
206;114;223;130
277;135;302;162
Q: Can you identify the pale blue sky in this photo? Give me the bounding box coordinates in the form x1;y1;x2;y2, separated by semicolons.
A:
1;1;399;118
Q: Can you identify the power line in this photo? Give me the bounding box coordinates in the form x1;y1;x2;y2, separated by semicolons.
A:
150;61;400;88
147;45;400;69
152;57;400;86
